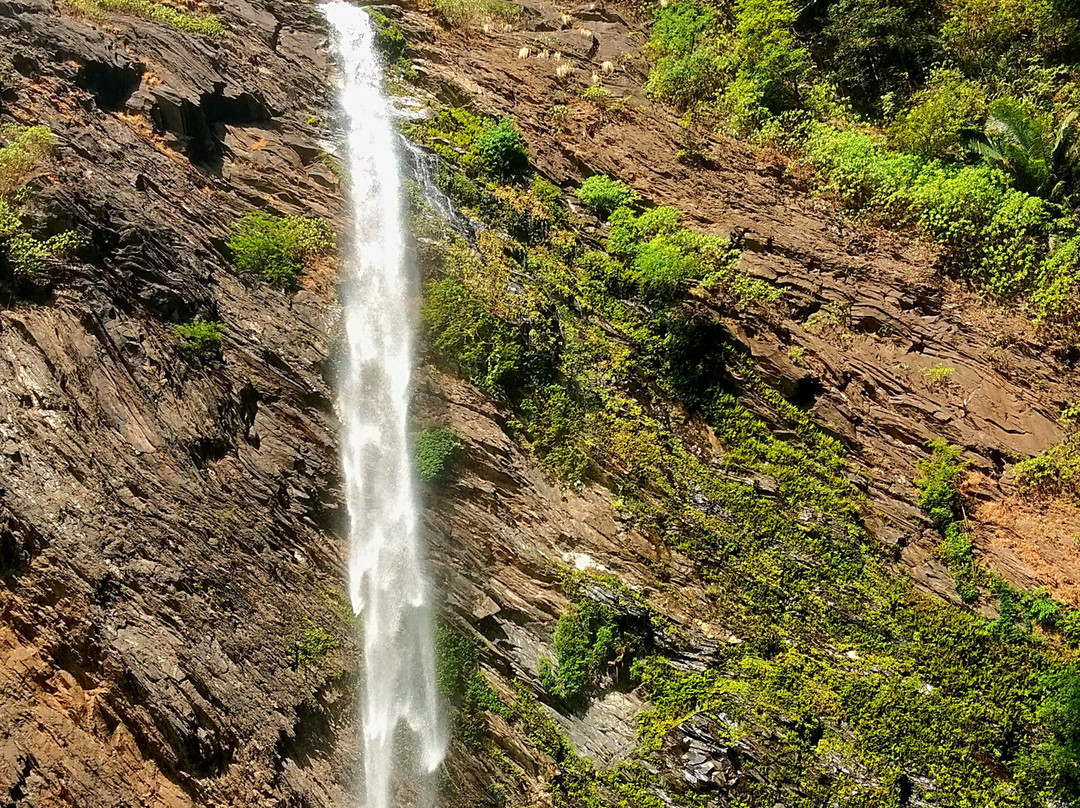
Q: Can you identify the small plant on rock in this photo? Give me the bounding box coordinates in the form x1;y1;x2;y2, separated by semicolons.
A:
173;319;223;359
546;104;573;127
581;84;612;105
0;124;55;195
924;363;956;387
915;439;967;528
295;625;339;671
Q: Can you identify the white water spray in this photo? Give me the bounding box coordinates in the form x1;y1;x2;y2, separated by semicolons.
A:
322;4;445;807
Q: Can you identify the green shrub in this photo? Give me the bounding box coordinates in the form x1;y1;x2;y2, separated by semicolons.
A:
435;624;478;701
431;0;519;25
228;211;334;287
1038;666;1080;797
1014;434;1080;500
421;278;523;394
646;47;726;111
0;124;55;195
0;124;84;281
415;427;462;484
889;70;986;159
64;0;226;38
644;0;724;110
804;124;1080;314
632;238;702;301
580;84;612;105
914;439;967;527
647;0;717;57
296;625;339;670
173;319;223;358
408;107;489;176
539;583;649;703
607;205;683;257
816;0;942;116
576;175;637;218
475;119;530;180
0;217;84;279
367;9;407;61
728;0;811;115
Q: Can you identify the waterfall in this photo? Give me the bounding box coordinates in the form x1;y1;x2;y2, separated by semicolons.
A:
322;4;445;807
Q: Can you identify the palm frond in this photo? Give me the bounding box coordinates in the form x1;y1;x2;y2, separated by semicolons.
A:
1052;110;1079;164
963;130;1006;167
987;98;1047;157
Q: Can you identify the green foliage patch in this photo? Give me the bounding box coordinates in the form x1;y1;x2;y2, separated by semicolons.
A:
475;119;530;181
0;125;84;283
173;319;223;359
539;573;652;704
804;125;1080;319
64;0;226;38
1014;415;1080;500
414;427;462;485
228;211;334;288
577;175;638;218
296;625;339;671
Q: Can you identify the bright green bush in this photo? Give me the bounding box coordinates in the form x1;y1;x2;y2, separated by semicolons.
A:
889;70;986;159
804;124;1080;314
65;0;226;37
607;205;683;257
173;319;223;358
1014;434;1080;500
646;47;726;111
915;439;967;528
648;0;717;56
728;0;811;114
644;1;725;111
632;238;702;301
576;175;637;218
0;124;55;195
539;580;650;703
475;119;529;180
421;278;523;394
228;211;334;287
415;427;462;484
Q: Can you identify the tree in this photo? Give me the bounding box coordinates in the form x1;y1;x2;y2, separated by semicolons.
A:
963;98;1080;201
815;0;942;117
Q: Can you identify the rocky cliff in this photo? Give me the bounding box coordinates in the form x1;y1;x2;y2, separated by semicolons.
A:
1;0;1079;805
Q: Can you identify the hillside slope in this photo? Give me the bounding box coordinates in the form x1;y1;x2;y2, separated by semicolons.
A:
1;0;1079;805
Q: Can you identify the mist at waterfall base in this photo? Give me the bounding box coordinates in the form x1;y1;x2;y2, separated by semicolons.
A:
322;4;446;807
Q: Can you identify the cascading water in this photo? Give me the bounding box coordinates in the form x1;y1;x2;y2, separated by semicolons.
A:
322;4;446;807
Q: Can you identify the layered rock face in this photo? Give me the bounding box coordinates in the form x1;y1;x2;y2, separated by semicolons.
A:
1;0;1079;805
